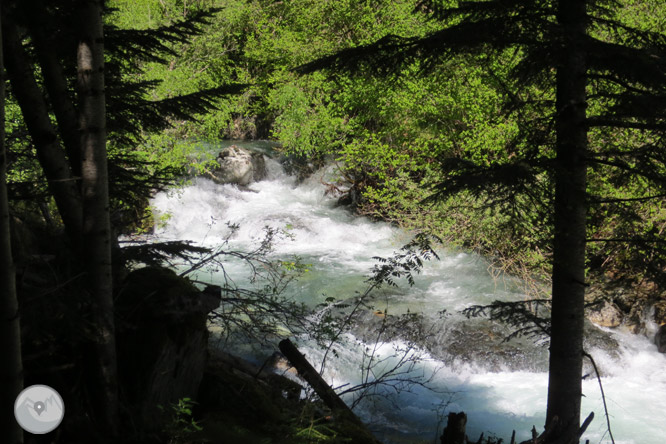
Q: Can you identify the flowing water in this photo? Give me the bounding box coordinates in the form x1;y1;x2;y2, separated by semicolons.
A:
147;142;666;444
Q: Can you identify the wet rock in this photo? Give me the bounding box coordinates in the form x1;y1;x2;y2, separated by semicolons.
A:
587;300;623;328
624;303;650;334
654;301;666;326
655;325;666;353
279;151;321;182
266;351;299;378
351;310;551;372
337;184;363;209
432;320;550;372
583;321;620;361
209;145;266;186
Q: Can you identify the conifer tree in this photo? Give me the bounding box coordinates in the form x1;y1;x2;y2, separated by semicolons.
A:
1;0;245;436
77;0;119;434
300;0;666;441
0;2;24;441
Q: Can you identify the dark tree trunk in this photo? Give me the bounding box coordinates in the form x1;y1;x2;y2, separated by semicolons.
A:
30;5;83;178
279;339;383;444
279;339;359;420
77;0;119;435
0;5;24;442
2;21;83;247
440;412;467;444
546;0;589;441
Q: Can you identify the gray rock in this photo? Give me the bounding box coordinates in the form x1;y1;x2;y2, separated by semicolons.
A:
655;324;666;353
587;300;623;328
209;145;266;185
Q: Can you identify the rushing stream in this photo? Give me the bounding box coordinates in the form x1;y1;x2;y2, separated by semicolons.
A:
148;142;666;444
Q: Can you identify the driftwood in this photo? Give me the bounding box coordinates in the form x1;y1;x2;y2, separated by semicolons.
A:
278;338;382;444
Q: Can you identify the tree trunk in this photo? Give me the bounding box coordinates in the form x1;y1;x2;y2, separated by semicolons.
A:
0;5;24;441
30;3;83;178
2;21;83;247
279;339;383;444
546;0;588;441
77;0;119;435
279;339;360;420
440;412;467;444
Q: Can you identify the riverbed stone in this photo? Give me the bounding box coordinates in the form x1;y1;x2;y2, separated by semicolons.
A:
654;300;666;325
655;324;666;353
586;300;623;328
209;145;266;185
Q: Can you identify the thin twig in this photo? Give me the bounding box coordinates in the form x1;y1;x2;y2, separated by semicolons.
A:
584;352;616;444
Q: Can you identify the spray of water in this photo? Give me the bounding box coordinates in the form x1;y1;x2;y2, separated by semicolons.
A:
149;145;666;444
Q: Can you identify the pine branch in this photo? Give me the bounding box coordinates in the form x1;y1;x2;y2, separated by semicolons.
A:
588;193;666;204
586;39;666;90
296;5;552;78
586;237;666;243
107;82;247;144
105;8;222;65
462;299;552;343
120;241;211;267
586;156;666;186
426;158;543;203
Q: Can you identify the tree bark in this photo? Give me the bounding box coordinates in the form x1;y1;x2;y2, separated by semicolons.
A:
2;20;83;247
546;0;589;442
30;3;83;178
77;0;119;435
279;339;382;444
279;339;359;419
0;4;24;441
440;412;467;444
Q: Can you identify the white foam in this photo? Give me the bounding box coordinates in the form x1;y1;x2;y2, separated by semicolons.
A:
151;151;666;444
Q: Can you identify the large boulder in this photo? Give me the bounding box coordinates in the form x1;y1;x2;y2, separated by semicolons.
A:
209;145;266;186
586;300;623;328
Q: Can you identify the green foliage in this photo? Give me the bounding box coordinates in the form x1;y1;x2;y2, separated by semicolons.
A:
269;74;348;156
104;0;666;297
292;409;348;443
103;0;543;284
159;397;203;444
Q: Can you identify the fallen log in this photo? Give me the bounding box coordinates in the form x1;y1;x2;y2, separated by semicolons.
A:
278;338;382;444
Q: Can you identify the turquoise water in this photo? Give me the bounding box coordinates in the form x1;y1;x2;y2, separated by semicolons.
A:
148;144;666;444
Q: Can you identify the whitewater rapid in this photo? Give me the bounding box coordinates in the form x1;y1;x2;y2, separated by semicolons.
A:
148;142;666;444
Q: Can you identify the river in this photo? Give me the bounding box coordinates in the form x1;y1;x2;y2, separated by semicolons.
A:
148;141;666;444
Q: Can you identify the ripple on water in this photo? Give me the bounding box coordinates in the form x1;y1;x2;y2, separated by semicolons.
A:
150;150;666;444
